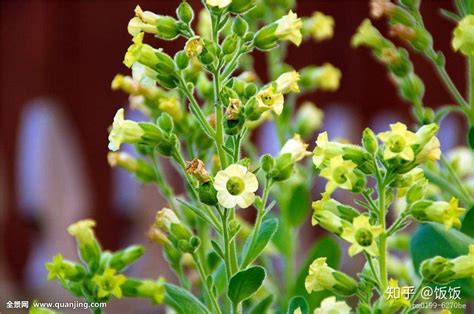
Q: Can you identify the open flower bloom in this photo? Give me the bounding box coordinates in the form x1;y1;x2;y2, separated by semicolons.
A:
255;87;284;115
92;268;127;299
45;254;79;281
67;219;96;245
320;155;358;194
128;17;159;36
312;132;345;168
275;71;300;94
155;208;180;232
206;0;231;9
214;164;258;208
136;279;166;304
452;15;474;56
378;122;417;161
314;63;341;91
314;296;351;314
275;10;303;46
305;257;357;295
351;19;384;48
411;197;465;229
185;36;204;59
280;134;311;162
305;12;334;42
341;215;383;256
108;109;145;151
415;136;441;163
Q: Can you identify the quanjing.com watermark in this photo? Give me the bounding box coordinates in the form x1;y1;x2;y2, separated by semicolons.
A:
386;285;467;310
4;300;107;311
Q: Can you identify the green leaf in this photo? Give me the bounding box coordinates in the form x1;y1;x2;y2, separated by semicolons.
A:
164;283;209;314
468;126;474;149
241;218;278;268
211;240;225;260
410;223;474;297
249;295;273;314
292;236;341;309
228;266;266;305
287;296;309;314
461;206;474;237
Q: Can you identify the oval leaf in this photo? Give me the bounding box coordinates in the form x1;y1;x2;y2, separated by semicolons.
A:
164;283;209;314
228;266;266;305
468;126;474;149
287;296;309;314
241;218;278;268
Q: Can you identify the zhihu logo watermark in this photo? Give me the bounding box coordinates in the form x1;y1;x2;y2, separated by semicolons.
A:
385;285;466;310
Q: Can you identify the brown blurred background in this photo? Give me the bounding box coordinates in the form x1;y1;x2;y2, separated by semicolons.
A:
0;0;466;311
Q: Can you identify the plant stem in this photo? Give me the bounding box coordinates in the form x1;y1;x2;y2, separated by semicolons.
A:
469;57;474;122
213;70;228;169
402;281;426;314
364;252;382;290
193;252;222;314
440;154;473;205
221;207;234;282
377;175;388;290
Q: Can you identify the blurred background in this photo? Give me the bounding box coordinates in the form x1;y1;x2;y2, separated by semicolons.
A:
0;0;467;312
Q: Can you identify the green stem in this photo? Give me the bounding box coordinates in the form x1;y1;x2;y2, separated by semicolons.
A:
221;207;234;282
212;70;228;169
386;212;409;237
402;281;426;314
377;176;388;290
364;252;382;291
440;154;473;205
193;252;222;314
469;56;474;122
229;208;239;273
151;153;178;210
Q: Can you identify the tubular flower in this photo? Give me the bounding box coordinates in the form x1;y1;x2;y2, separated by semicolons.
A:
351;19;384;49
255;87;284;115
305;257;357;296
155;208;180;232
128;17;159;36
314;296;351;314
452;15;474;56
67;219;96;245
92;268;127;299
275;71;300;94
415;136;441;163
206;0;232;9
214;164;258;208
136;279;166;304
312;132;345;168
320;155;358;194
314;63;341;91
108;108;145;151
45;254;79;281
450;244;474;280
304;12;334;42
341;215;383;256
378;122;417;161
185;36;204;59
295;102;324;136
280;134;311;162
275;10;303;46
411;197;465;230
158;96;183;121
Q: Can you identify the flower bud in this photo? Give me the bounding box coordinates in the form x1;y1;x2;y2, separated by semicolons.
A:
295;102;323;137
147;226;170;246
109;245;145;271
244;83;257;97
156;208;192;241
253;24;278;51
351;19;386;49
174;51;189;70
453;15;474;56
198;181;218;206
311;202;346;235
271;153;295;181
186;158;210;183
67;219;101;270
305;257;357;296
123;278;166;304
406;179;427;204
421;256;452;284
222;35;239;55
232;16;249;37
107;152;156;182
157;112;174;133
399;73;424;102
177;1;194;24
411;197;465;230
362;128;378;154
260;154;275;173
229;0;256;14
135;6;179;40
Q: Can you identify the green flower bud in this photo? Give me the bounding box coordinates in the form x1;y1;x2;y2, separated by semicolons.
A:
229;0;256;14
244;83;257;97
154;50;177;74
399;73;424;102
155;15;180;40
109;245;145;272
199;51;214;65
122;278;165;304
415;123;439;147
222;34;239;55
260;154;275;172
362;128;378;154
406;180;427;204
174;51;189;70
198;181;218;206
305;257;357;296
411;28;432;51
177;1;194;24
189;236;201;252
420;256;453;284
157;112;174;133
232;79;246;96
107;152;156;183
224;115;244;135
271;153;294;181
253;24;278;51
232;16;249;37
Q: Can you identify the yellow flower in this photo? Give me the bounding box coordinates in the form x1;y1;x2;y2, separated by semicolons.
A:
158;96;183;121
378;122;417;161
108;108;145;151
185;36;204;59
137;279;166;304
385;279;411;309
305;257;337;293
296;102;324;136
67;219;96;245
123;32;145;68
351;19;384;48
128;17;159;36
314;296;351;314
255;87;285;115
206;0;231;9
341;215;383;256
452;15;474;56
312;132;344;168
45;254;67;281
320;155;358;194
450;244;474;280
155;208;180;232
312;199;345;234
314;63;341;91
305;12;334;42
415;136;441;163
280;134;311;162
275;71;300;94
275;10;303;46
214;164;258;208
412;197;465;230
92;268;127;299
